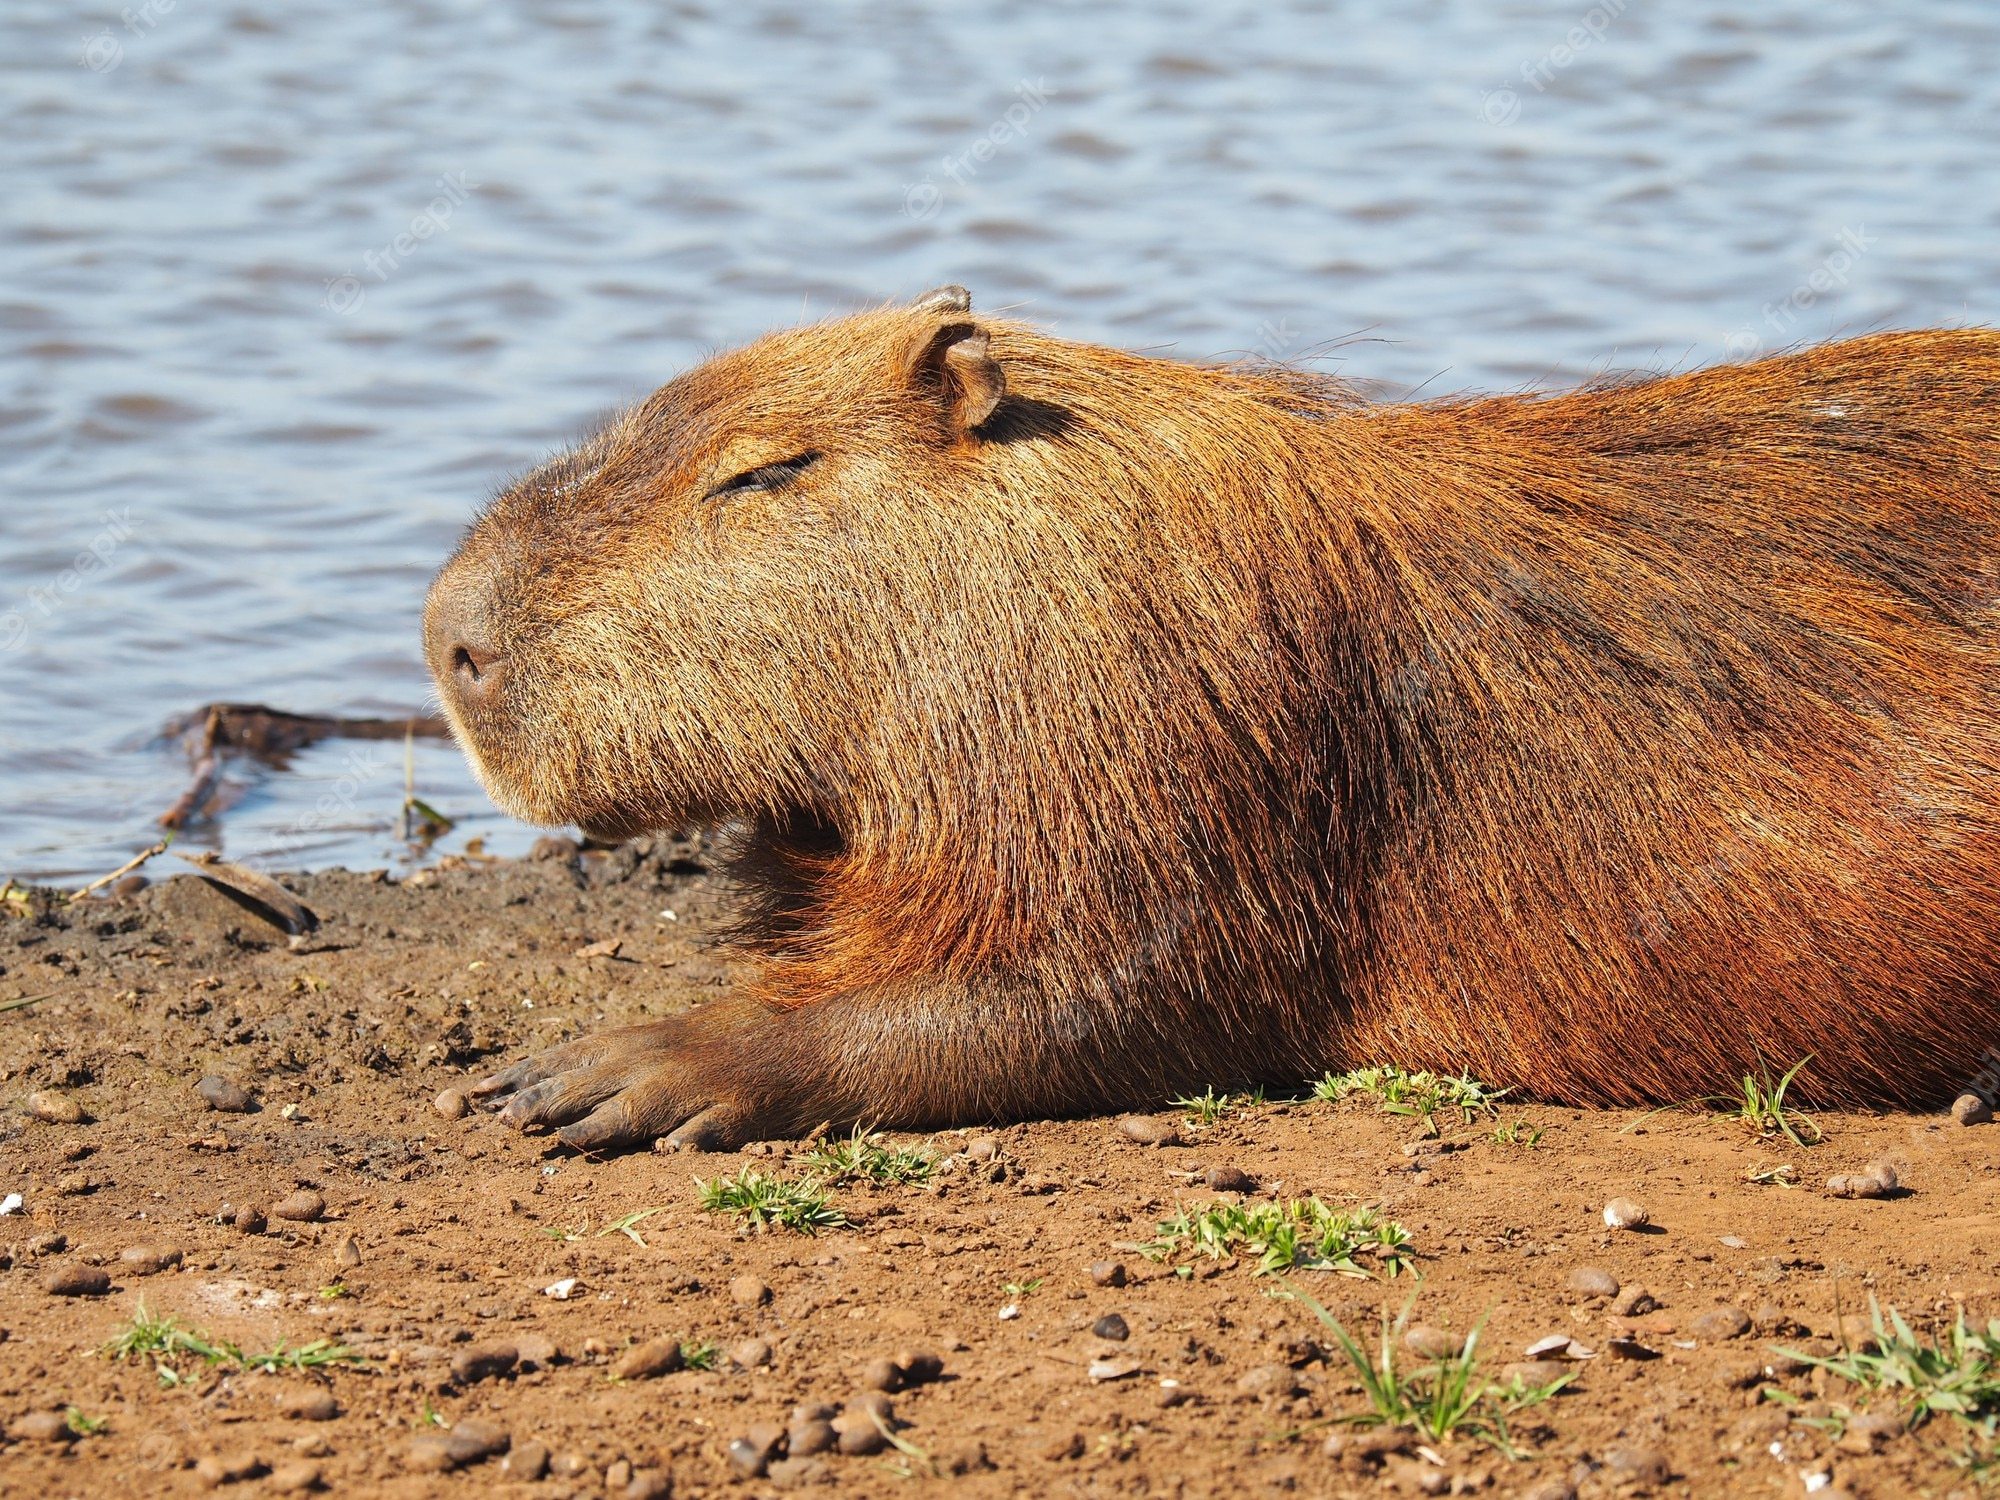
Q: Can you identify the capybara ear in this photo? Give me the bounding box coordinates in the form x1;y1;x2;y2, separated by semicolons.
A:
911;284;972;314
904;320;1006;435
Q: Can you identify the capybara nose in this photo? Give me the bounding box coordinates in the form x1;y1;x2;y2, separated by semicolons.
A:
426;573;505;711
448;638;503;704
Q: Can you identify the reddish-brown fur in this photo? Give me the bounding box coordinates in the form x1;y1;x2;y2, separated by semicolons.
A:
425;288;2000;1151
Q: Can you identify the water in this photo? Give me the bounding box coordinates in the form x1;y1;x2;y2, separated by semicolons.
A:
2;0;1996;883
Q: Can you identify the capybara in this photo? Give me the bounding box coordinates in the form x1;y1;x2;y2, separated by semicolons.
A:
425;286;2000;1150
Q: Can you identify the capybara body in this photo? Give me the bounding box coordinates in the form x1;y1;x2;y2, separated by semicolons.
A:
427;287;2000;1150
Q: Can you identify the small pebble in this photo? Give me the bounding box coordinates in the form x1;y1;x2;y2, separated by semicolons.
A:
433;1088;468;1120
197;1075;257;1114
195;1450;267;1486
1610;1285;1659;1317
233;1205;267;1235
43;1263;111;1297
1092;1313;1131;1342
730;1274;772;1306
1602;1197;1649;1230
9;1410;74;1443
849;1391;894;1421
530;834;580;862
279;1389;339;1422
965;1135;1001;1161
451;1342;518;1384
119;1244;183;1276
787;1418;835;1456
1838;1410;1905;1454
1088;1356;1142;1382
895;1347;944;1384
332;1235;362;1269
1089;1261;1127;1288
1204;1165;1255;1192
1403;1324;1463;1360
267;1460;321;1494
515;1333;560;1369
1113;1114;1180;1147
271;1189;326;1223
1236;1363;1304;1398
625;1470;673;1499
610;1337;683;1380
113;873;149;897
730;1337;773;1369
605;1459;633;1490
1605;1335;1658;1361
1691;1307;1752;1341
549;1451;592;1479
407;1421;509;1473
1602;1446;1671;1487
1952;1091;1994;1126
500;1441;550;1480
1837;1313;1881;1352
28;1231;67;1255
831;1410;888;1456
1567;1266;1619;1300
728;1422;785;1478
23;1090;89;1125
859;1356;903;1392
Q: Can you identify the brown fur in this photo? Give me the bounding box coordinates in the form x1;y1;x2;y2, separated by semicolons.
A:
426;289;2000;1149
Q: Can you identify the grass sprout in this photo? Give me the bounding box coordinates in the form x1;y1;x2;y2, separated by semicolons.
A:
1776;1298;2000;1436
1141;1197;1414;1278
1314;1066;1507;1132
1294;1294;1570;1455
104;1304;365;1385
696;1168;847;1234
797;1128;937;1185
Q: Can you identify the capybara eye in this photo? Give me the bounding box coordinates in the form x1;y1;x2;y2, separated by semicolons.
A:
706;452;820;499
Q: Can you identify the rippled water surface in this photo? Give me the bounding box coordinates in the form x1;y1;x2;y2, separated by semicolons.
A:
2;0;1996;881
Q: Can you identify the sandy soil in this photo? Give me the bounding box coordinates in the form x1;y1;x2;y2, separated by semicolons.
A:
0;841;1995;1499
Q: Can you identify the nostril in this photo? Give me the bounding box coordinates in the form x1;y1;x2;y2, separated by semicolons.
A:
451;641;500;688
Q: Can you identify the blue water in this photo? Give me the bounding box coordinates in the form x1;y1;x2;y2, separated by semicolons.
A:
1;0;1995;880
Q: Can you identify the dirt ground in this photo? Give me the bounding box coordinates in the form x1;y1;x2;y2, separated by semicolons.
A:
0;840;1995;1499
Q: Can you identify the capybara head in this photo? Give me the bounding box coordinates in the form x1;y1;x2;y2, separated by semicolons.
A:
426;286;1328;853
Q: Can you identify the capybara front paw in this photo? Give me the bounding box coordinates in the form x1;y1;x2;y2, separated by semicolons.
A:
467;1020;759;1153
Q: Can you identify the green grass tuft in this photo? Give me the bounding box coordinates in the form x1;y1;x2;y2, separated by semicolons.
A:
104;1303;365;1386
696;1168;848;1234
1141;1197;1414;1278
1171;1085;1269;1125
1776;1298;2000;1437
797;1128;937;1185
1294;1293;1570;1455
1314;1066;1508;1131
